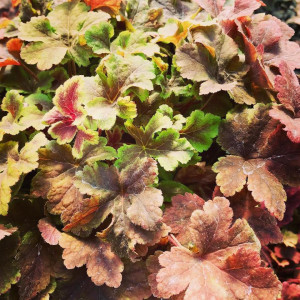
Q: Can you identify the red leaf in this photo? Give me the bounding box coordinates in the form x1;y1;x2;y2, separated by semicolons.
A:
282;281;300;300
84;0;122;12
274;61;300;115
11;0;21;7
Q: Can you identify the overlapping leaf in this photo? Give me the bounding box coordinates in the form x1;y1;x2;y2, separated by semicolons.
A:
85;23;159;56
195;0;263;19
32;138;116;226
79;54;155;130
19;1;110;69
73;157;168;257
176;23;255;104
117;108;194;171
213;187;282;245
269;61;300;143
213;104;300;220
148;197;281;300
238;13;300;70
0;133;48;216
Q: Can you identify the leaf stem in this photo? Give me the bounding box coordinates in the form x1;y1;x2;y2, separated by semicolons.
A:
201;93;214;111
18;60;39;82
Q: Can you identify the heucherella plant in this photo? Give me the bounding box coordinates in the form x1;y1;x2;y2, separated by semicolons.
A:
0;0;299;299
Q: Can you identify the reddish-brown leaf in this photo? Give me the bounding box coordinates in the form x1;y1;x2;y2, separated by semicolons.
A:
59;233;124;288
163;193;204;244
149;197;281;299
214;187;282;245
282;281;300;300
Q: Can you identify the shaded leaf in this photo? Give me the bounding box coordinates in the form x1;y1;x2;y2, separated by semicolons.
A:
0;133;48;216
32;139;116;226
0;231;20;295
180;110;220;152
16;231;59;300
59;233;123;287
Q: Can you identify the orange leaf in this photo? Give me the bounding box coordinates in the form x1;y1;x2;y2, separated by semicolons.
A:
84;0;122;12
6;38;23;53
11;0;21;7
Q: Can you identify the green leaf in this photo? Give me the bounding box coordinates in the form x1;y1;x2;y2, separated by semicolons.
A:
111;30;160;57
84;54;155;129
0;232;20;295
85;22;114;54
117;110;194;171
0;133;48;215
19;1;110;70
0;91;25;141
180;110;221;152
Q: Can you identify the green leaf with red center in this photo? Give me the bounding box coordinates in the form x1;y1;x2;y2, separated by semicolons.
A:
44;76;98;158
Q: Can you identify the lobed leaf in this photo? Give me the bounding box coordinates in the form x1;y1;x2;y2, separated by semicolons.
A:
59;233;123;287
19;1;110;70
73;157;168;257
148;197;281;300
117;109;194;171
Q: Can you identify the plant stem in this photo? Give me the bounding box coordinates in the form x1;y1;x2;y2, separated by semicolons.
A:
19;60;39;82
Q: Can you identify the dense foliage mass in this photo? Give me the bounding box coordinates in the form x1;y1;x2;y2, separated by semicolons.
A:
0;0;299;299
